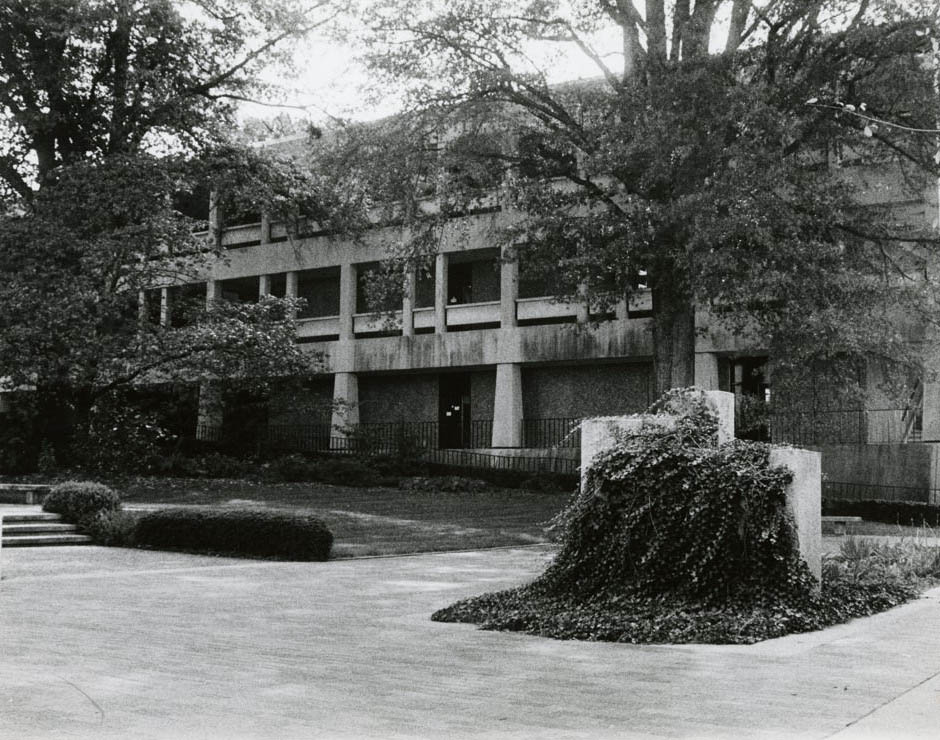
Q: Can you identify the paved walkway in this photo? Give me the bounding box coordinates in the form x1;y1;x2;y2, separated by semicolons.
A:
0;543;939;739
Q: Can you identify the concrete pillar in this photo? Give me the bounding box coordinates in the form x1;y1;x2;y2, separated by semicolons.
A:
922;379;940;442
402;267;416;337
576;283;589;323
285;271;298;318
491;363;523;447
196;381;224;441
614;295;628;321
258;274;271;298
695;352;721;391
769;447;822;583
159;287;170;327
330;372;360;440
339;263;357;340
138;290;148;325
499;247;518;328
206;280;220;310
434;252;448;334
260;212;271;246
208;190;220;248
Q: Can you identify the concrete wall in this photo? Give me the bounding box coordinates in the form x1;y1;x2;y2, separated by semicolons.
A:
357;374;439;424
522;363;653;419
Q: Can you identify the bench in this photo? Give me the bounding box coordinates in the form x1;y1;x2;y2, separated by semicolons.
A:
822;515;863;536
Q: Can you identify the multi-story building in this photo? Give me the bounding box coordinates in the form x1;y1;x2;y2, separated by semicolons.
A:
149;131;939;479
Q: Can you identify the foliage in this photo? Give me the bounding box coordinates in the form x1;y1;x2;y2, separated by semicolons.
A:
824;499;940;528
36;440;58;476
345;0;940;396
265;453;385;486
133;507;333;560
518;472;573;494
398;476;492;493
85;509;140;548
42;480;121;524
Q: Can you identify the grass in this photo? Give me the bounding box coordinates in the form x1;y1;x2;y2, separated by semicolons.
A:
111;476;571;558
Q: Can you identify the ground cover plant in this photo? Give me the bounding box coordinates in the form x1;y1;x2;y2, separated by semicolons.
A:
432;391;939;644
824;499;940;528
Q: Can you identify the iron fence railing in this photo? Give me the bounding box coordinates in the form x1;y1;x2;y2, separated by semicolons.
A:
768;408;922;446
426;448;579;475
522;417;582;448
823;480;937;504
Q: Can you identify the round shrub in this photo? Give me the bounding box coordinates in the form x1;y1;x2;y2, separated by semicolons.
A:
42;480;121;524
133;507;333;561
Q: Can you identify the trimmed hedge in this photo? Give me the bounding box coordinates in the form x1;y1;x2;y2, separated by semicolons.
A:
43;480;121;524
823;499;940;528
134;507;333;561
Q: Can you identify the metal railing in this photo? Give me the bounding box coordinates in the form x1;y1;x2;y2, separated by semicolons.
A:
769;408;923;446
426;448;579;475
522;417;582;448
823;480;937;504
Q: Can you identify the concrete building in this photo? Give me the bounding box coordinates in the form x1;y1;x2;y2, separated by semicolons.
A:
144;132;939;468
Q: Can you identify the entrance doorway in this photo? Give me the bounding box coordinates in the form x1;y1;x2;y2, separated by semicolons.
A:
439;373;471;448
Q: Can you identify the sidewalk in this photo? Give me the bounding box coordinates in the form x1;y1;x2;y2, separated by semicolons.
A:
1;543;938;739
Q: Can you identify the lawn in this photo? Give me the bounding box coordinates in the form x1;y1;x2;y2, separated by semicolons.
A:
114;476;571;558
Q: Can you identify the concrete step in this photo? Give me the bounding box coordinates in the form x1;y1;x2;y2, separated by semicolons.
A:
2;533;93;547
3;522;82;535
0;512;62;524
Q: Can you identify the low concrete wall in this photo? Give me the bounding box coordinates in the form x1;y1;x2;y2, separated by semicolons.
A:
770;448;822;582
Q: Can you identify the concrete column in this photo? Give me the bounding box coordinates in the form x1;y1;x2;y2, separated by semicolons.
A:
138;290;148;325
206;280;220;310
499;246;518;328
159;287;170;327
434;252;448;334
260;212;271;246
769;447;822;583
258;274;271;298
339;263;357;340
330;372;360;441
614;295;628;321
402;267;416;337
576;282;589;323
284;271;298;318
208;190;220;248
694;352;721;391
491;363;523;447
922;380;940;441
196;381;223;441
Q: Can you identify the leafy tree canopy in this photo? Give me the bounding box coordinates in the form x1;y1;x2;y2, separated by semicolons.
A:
330;0;940;399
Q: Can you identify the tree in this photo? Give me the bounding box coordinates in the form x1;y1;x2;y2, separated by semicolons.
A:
0;0;342;464
339;0;940;398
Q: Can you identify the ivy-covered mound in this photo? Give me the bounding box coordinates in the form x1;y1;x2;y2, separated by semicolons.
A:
432;391;927;644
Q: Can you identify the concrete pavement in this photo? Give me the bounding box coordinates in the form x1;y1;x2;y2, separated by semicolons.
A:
1;542;939;739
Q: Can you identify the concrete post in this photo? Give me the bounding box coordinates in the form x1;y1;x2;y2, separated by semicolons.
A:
208;190;220;248
159;287;170;327
922;379;940;442
196;381;224;441
576;283;589;324
614;295;628;321
258;274;271;298
695;353;721;391
330;372;360;445
260;212;271;246
491;363;523;447
339;263;357;340
499;246;518;328
206;280;220;310
769;447;822;583
434;252;448;334
285;271;298;319
402;267;416;337
138;290;148;325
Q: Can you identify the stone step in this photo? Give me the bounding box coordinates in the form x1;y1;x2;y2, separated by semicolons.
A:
0;484;51;505
2;533;93;547
0;513;63;524
3;522;81;535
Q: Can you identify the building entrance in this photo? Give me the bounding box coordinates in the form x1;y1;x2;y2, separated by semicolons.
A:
439;373;471;448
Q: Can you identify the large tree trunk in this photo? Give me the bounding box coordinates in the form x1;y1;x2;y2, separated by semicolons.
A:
651;283;696;398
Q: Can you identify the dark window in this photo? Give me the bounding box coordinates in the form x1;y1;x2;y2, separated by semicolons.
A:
296;267;340;319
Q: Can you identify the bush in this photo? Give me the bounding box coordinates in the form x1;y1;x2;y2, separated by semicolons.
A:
312;456;384;487
133;507;333;560
399;476;491;493
153;452;258;479
266;453;318;482
519;472;574;494
85;509;140;547
433;388;928;644
823;499;940;528
42;480;121;524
